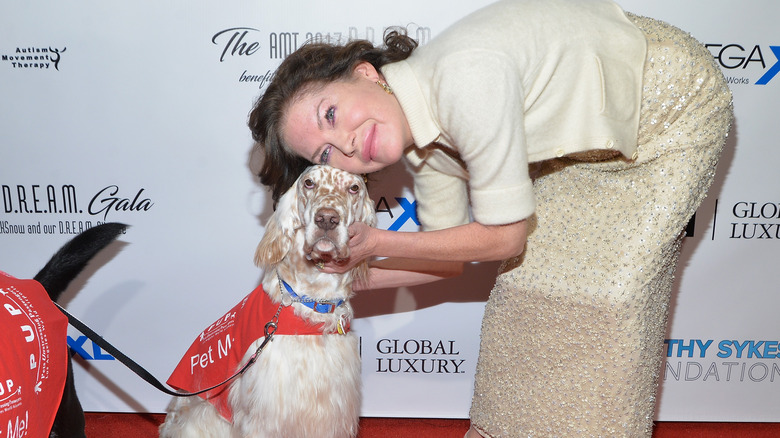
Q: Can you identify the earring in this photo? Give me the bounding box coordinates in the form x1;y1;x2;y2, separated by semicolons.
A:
376;80;394;95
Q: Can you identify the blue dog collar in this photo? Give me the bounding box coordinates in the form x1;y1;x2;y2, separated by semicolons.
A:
280;279;345;314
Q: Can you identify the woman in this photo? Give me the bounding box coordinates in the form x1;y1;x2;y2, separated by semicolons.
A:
248;0;733;436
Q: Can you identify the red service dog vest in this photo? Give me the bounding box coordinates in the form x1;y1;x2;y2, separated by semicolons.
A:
0;271;68;438
167;285;335;422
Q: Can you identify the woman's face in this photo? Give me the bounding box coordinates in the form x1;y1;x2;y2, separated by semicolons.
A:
282;62;413;175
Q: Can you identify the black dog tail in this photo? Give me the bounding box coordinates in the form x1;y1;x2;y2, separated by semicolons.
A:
33;222;128;302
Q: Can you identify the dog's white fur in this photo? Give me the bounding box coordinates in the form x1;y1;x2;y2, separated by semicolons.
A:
159;165;376;438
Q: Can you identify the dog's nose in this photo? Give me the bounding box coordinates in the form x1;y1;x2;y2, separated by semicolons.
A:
315;208;340;231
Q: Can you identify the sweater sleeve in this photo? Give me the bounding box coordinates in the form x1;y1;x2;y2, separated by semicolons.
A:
410;159;472;231
431;50;536;225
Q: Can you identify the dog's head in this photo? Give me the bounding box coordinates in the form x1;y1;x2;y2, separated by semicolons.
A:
254;165;376;272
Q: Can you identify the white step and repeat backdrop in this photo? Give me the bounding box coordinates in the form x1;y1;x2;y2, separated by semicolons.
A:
1;0;778;421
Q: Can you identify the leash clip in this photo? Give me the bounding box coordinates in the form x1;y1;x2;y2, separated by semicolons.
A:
264;321;278;338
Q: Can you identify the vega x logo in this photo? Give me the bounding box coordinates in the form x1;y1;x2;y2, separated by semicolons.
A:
375;196;419;231
706;43;780;85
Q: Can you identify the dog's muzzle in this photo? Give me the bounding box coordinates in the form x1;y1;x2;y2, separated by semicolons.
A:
305;206;349;262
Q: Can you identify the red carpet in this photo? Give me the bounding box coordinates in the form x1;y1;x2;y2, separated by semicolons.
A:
85;413;780;437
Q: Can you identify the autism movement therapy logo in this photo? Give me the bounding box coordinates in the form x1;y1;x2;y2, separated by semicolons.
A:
1;46;67;70
706;43;780;85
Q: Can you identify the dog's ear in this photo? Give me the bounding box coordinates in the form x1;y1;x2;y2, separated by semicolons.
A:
255;185;301;267
351;187;375;286
352;260;371;290
359;192;377;228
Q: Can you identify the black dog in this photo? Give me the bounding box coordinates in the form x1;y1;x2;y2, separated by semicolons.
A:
3;223;126;438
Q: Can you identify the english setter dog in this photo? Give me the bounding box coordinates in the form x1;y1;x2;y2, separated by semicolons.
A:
160;165;376;438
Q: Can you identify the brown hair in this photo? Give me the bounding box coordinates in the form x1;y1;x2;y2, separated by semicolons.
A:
248;29;418;207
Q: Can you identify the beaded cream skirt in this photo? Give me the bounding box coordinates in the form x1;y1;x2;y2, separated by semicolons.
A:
469;14;733;438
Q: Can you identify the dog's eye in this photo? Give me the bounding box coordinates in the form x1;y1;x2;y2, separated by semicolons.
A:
304;178;316;189
348;184;360;194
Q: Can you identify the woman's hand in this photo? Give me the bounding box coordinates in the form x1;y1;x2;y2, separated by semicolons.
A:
345;222;376;264
319;222;376;273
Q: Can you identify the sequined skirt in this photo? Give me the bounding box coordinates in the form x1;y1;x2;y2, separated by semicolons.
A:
469;14;733;438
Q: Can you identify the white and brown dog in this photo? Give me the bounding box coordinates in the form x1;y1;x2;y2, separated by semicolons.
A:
160;165;376;438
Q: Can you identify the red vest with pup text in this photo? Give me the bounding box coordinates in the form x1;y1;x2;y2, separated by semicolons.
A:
0;271;68;438
166;285;335;422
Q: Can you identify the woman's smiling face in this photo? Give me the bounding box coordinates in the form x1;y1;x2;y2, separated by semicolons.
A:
281;62;413;175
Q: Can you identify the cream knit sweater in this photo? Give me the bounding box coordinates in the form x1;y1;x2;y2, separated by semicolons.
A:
381;0;646;230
